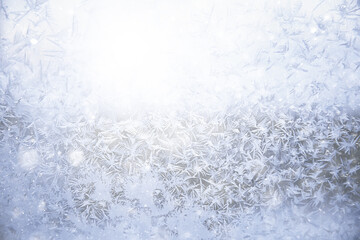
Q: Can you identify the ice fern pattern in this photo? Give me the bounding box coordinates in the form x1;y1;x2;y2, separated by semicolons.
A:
1;0;360;239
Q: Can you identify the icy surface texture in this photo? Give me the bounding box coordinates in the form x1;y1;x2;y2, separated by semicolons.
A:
1;0;360;239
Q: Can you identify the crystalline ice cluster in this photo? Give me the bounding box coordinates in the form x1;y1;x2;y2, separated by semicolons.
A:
0;0;360;239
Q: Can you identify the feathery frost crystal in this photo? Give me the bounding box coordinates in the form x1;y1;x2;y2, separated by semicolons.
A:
0;0;360;239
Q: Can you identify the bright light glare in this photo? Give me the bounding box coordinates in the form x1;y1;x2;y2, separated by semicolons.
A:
77;1;278;114
84;4;184;109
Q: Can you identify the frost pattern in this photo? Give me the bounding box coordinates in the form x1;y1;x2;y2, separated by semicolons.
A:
1;0;360;239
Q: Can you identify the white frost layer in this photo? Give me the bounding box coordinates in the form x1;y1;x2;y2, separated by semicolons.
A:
0;0;360;239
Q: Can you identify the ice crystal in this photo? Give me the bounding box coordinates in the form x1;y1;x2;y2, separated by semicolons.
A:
1;0;360;239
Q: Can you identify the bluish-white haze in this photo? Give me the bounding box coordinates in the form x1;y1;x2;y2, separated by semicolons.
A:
0;0;360;239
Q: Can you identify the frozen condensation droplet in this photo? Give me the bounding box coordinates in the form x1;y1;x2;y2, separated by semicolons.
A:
93;180;112;201
310;27;317;34
18;148;39;170
12;207;24;218
68;150;84;167
30;38;38;45
183;232;192;239
38;200;46;212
